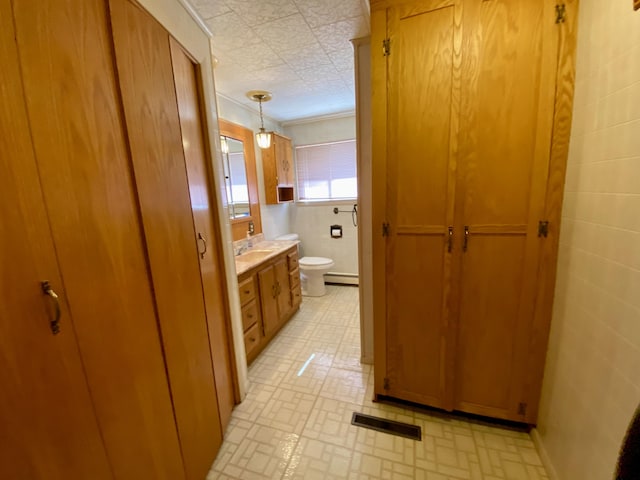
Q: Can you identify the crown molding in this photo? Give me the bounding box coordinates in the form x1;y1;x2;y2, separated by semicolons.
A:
176;0;212;37
281;110;356;127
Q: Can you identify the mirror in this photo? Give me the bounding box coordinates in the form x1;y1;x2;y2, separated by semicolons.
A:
218;118;262;241
221;135;250;219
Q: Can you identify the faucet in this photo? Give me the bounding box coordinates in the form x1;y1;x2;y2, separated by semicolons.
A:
236;243;249;256
246;221;255;248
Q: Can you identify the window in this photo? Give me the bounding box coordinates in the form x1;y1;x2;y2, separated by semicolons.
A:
295;139;357;201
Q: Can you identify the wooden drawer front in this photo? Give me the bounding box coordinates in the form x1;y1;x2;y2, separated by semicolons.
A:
238;276;256;306
289;268;300;288
244;322;261;359
241;300;259;332
287;250;298;271
291;282;302;308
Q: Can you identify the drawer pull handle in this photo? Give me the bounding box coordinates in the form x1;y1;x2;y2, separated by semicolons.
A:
248;313;253;318
463;225;469;252
41;281;61;335
244;289;250;294
197;232;207;259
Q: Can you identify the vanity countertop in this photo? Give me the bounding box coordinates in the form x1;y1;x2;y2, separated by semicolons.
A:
234;240;299;276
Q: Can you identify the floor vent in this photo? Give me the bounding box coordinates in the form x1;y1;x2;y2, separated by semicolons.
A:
351;412;422;441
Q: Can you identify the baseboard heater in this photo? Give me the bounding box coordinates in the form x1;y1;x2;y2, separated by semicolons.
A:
325;272;358;286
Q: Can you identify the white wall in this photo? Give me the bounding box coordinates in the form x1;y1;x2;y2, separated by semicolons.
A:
354;37;373;364
534;2;640;479
216;94;291;239
284;115;359;281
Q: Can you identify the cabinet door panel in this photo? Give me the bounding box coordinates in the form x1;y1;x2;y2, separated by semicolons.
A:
275;258;292;322
259;267;279;336
454;0;557;421
383;1;459;409
275;134;294;186
170;37;236;433
386;236;446;406
12;0;185;477
0;3;111;477
109;1;223;477
455;235;528;414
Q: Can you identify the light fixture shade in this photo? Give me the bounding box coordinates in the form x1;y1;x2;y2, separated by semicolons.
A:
256;128;272;149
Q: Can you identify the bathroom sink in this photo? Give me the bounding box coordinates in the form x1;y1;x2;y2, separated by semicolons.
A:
236;249;274;263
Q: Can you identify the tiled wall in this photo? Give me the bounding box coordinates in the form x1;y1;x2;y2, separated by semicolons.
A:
534;2;640;479
284;115;359;280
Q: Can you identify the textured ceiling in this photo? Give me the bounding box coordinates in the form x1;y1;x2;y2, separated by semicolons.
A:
190;0;370;122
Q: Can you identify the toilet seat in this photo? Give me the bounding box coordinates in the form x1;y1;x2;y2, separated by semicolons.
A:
299;257;334;270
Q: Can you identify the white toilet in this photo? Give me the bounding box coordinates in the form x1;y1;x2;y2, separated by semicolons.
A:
276;234;334;297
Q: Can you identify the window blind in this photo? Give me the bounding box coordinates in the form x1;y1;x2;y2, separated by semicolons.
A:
295;139;357;201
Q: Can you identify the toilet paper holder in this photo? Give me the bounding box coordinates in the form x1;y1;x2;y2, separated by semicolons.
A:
330;225;342;238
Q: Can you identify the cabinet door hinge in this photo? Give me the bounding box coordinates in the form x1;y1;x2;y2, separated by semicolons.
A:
383;377;390;390
383;38;391;56
538;220;549;238
555;3;566;23
382;222;390;237
517;402;528;416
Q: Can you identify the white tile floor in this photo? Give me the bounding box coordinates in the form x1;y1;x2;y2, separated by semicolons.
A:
208;285;549;480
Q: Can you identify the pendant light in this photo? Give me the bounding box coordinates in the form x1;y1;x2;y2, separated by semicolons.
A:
247;90;272;149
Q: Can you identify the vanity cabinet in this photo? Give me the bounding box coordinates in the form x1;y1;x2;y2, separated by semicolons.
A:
262;132;295;204
238;246;301;363
238;276;262;360
288;252;302;311
258;258;291;336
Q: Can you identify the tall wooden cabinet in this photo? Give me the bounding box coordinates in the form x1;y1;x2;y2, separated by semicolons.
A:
371;0;577;423
1;0;235;478
262;132;295;204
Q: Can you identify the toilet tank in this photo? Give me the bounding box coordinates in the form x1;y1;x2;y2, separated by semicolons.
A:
275;234;299;241
276;233;301;256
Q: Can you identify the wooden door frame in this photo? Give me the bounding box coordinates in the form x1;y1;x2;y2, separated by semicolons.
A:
371;2;389;400
524;0;579;424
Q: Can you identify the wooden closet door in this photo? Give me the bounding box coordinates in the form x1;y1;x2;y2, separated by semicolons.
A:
383;0;461;408
11;1;186;478
170;38;237;432
109;1;223;477
0;3;111;477
453;0;559;421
